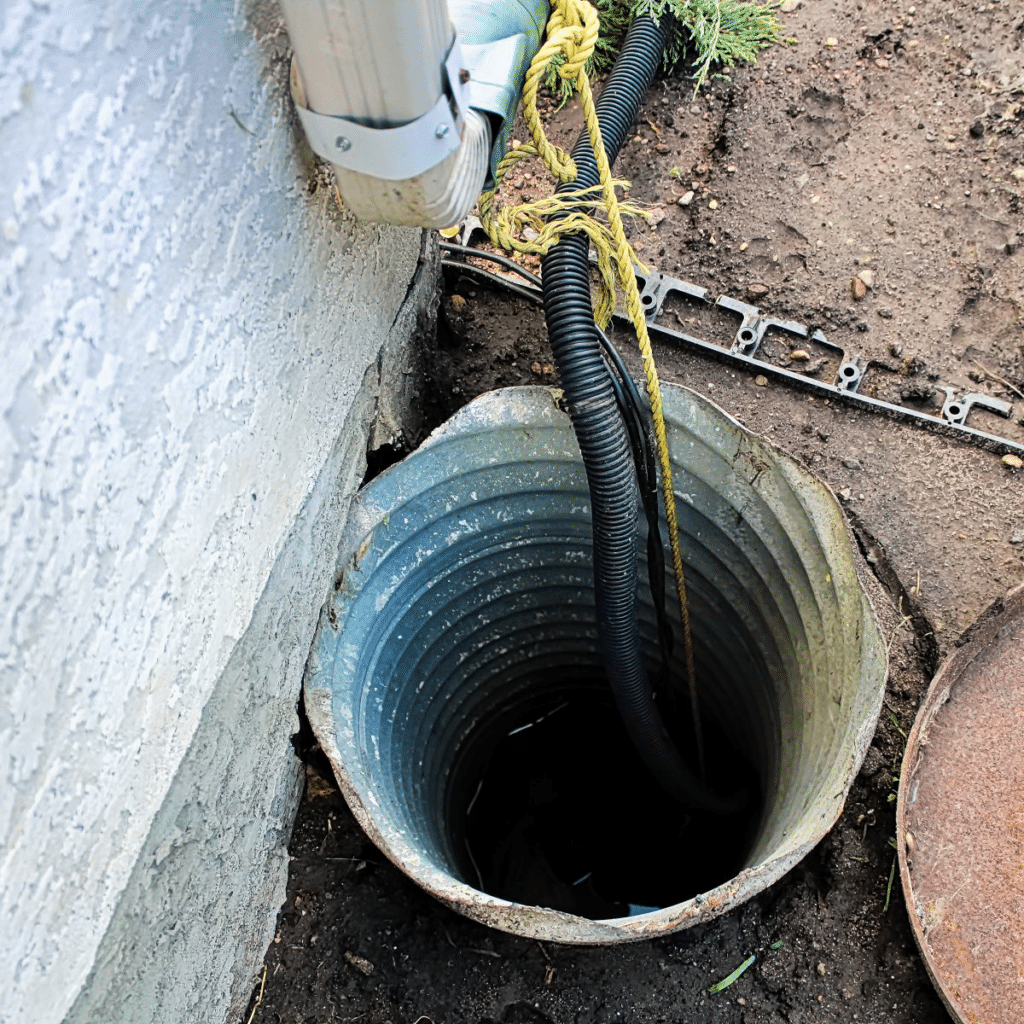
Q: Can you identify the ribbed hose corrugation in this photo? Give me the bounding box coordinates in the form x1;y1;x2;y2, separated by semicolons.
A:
541;15;736;813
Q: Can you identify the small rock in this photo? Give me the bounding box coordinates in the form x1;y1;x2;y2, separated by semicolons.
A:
851;276;868;300
522;226;540;241
900;384;935;404
1002;453;1023;470
755;375;768;387
803;357;829;376
1009;526;1024;545
708;198;719;210
1012;168;1024;182
857;268;875;289
838;487;852;501
677;190;695;207
442;294;470;339
648;206;667;227
889;342;903;357
790;349;810;361
726;164;738;173
874;57;890;69
746;282;770;300
739;241;749;251
817;962;827;976
878;307;893;319
780;0;800;11
824;37;839;48
860;746;886;781
344;951;375;976
655;143;670;154
969;121;985;139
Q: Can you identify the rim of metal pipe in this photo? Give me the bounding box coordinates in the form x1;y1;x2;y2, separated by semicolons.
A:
305;384;887;943
897;581;1024;1024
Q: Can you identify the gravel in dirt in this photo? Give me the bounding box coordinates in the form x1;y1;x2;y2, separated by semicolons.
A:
244;1;1022;1021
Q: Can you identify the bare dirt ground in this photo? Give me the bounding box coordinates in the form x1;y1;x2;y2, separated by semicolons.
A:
244;1;1023;1022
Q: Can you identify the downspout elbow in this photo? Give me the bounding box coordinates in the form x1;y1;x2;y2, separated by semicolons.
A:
280;0;546;228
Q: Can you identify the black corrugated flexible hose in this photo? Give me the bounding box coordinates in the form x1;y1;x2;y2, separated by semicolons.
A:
540;13;741;814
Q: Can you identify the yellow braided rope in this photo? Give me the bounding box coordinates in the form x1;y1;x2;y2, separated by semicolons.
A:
479;0;704;771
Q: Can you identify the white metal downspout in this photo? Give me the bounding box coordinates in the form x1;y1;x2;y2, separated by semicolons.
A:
280;0;492;228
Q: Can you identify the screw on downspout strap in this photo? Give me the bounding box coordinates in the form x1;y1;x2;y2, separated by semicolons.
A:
291;36;470;180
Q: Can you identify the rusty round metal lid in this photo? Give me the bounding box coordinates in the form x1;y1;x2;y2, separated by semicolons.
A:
898;583;1024;1024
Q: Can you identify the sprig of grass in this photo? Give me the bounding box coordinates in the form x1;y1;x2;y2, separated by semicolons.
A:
883;853;897;912
708;953;756;994
888;710;907;740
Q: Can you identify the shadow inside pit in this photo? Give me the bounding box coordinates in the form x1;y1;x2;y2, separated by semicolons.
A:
447;674;763;919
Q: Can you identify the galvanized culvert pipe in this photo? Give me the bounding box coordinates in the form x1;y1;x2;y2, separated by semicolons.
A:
305;385;887;942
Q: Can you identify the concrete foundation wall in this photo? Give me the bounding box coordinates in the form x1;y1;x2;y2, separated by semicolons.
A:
0;3;433;1022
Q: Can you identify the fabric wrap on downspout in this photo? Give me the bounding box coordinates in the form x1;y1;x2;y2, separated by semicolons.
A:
541;15;737;813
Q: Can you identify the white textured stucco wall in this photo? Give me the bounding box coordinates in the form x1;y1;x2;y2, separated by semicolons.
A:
0;3;433;1022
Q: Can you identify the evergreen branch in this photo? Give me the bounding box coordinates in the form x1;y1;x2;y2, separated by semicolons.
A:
544;0;791;98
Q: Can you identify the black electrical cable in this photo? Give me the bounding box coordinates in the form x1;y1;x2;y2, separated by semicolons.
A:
540;14;738;812
595;326;675;697
439;241;542;287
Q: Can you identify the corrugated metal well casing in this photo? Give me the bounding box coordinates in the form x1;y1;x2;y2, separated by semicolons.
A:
305;385;886;942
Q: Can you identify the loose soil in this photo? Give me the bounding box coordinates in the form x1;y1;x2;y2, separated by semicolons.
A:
245;1;1023;1021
